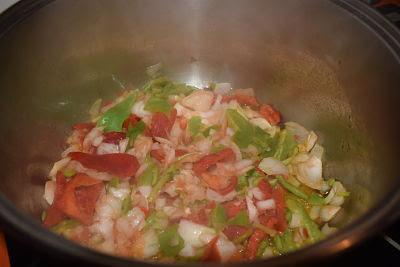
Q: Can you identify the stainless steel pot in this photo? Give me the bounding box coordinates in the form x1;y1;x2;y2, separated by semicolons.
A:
0;0;399;266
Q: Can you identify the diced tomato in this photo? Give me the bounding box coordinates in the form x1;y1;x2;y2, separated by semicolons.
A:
272;184;287;232
222;200;247;218
56;173;104;225
150;112;172;138
221;94;258;107
72;122;95;131
229;250;245;262
53;172;67;207
202;236;221;262
150;149;165;162
218;176;238;195
175;149;188;157
193;148;236;175
223;226;250;241
122;114;139;130
69;152;139;178
258;210;279;229
234;94;259;107
43;205;66;228
179;117;187;130
258;179;273;199
200;174;237;196
139;207;150;218
186;208;209;226
259;104;281;125
244;229;266;260
103;132;126;144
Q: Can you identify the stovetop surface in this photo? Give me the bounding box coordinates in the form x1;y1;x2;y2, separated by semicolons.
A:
4;0;400;266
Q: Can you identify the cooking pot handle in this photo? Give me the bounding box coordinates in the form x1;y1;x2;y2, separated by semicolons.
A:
0;231;10;267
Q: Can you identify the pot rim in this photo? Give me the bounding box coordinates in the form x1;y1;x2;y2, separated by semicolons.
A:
0;0;399;266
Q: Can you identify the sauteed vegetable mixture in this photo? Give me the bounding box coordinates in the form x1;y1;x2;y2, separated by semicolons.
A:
42;75;348;262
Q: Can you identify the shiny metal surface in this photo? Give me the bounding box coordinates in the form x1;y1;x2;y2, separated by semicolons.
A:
0;0;399;266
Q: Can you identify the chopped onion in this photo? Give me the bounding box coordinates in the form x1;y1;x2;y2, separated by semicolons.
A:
155;198;166;210
250;117;272;130
285;122;309;143
320;205;341;222
181;90;214;112
83;127;103;151
305;131;318;152
234;88;255;96
321;223;337;235
119;138;129;153
131;100;151;118
49;157;71;178
179;243;196;257
178;220;216;248
294;155;323;190
310;144;324;160
97;143;119;155
44;180;56;205
138;185;152;199
309;206;321;220
215;236;236;262
214;83;231;95
256;199;276;211
289;212;301;228
206;189;236;203
246;196;258;222
258;157;289;176
251;187;265;200
142;229;159;258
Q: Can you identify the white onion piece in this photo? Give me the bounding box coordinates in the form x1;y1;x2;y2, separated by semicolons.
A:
251;187;265;200
234;88;255;96
321;224;337;235
285;122;309;143
215;236;237;262
142;229;159;258
256;199;276;211
181;90;214;112
109;186;130;200
250;117;272;130
178;220;216;248
138;185;152;199
131;100;151;118
246;196;258;222
320;205;341;222
310;144;324;160
305;131;318;152
179;243;196;257
155;198;166;210
49;157;70;178
309;206;321;220
97;143;119;155
295;155;323;190
330;196;345;206
289;213;302;228
206;189;236;203
214;83;231;95
83;127;103;151
44;180;56;205
258;157;289;176
119;138;129;153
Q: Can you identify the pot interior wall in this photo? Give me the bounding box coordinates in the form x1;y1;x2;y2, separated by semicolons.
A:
0;0;399;230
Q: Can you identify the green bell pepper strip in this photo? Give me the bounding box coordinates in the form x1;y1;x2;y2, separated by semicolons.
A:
63;169;76;178
51;219;80;235
97;92;138;132
233;228;253;244
127;120;146;147
273;229;296;254
276;175;308;200
286;197;324;242
148;163;179;203
256;240;269;258
121;195;132;215
138;161;159;186
308;192;326;205
188;116;205;137
273;129;297;161
159;225;185;256
211;204;227;231
144;97;172;113
227;211;250;227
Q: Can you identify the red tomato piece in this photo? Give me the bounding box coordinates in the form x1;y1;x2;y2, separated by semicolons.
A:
258;210;279;229
69;152;139;178
122;114;139;130
103;132;126;144
272;184;287;232
218;176;238;195
150;112;172;138
53;172;67;207
223;226;250;241
259;104;281;125
56;174;104;225
150;149;165;162
175;149;188;157
179;117;187;130
193;148;236;175
72;122;95;131
234;94;259;107
202;236;221;262
258;179;273;199
244;229;266;260
43;205;67;228
186;209;209;226
222;200;247;218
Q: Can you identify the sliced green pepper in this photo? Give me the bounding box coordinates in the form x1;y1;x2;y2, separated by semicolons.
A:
159;225;184;256
273;129;297;161
97;92;138;132
188;116;205;138
227;211;250;227
146;211;168;230
211;204;227;231
276;175;308;200
308;192;325;205
63;169;76;178
286;197;324;242
127;120;146;147
148;163;179;203
236;175;249;191
144;97;172;113
256;240;269;258
51;219;80;235
121;196;132;215
138;161;159;186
